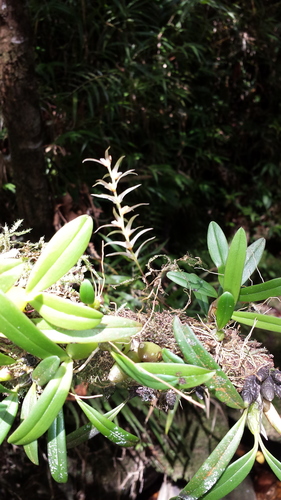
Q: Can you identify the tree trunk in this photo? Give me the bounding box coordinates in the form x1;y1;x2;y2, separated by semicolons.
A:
0;0;53;240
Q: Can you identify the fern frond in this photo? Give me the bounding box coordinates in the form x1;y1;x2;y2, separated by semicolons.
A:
88;150;155;275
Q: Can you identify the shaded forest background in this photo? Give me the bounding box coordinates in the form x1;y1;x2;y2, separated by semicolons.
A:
1;0;281;258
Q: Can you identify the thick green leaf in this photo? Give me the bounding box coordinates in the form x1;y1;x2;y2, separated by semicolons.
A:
232;311;281;334
21;382;39;465
161;348;184;364
215;291;235;329
223;228;247;303
66;402;126;448
207;222;229;268
201;436;258;500
111;352;215;390
0;262;25;292
8;360;73;445
33;315;141;344
0;352;16;365
47;409;68;483
26;215;93;296
32;356;61;386
239;278;281;302
259;438;281;480
30;292;103;330
0;392;18;444
167;271;218;298
0;290;67;360
76;398;139;447
173;317;244;409
0;257;23;274
170;410;248;500
111;352;184;390
138;361;215;388
0;383;13;393
241;238;266;285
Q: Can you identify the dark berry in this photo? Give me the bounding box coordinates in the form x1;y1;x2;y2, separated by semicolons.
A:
241;375;260;405
256;366;270;382
260;376;275;401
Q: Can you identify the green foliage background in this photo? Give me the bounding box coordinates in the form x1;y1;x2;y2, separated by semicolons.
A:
25;0;281;254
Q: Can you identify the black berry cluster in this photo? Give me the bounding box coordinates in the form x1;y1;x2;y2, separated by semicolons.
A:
241;366;281;405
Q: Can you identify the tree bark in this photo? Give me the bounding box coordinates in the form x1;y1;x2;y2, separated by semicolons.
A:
0;0;53;240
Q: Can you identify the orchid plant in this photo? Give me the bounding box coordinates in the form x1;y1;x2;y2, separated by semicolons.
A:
3;150;281;500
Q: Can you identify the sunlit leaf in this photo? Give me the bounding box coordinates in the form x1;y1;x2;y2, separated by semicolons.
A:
0;262;25;293
8;360;73;445
0;257;23;274
33;315;141;343
30;292;102;330
0;290;67;360
26;215;93;296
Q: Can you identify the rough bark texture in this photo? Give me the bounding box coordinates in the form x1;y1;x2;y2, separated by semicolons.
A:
0;0;53;240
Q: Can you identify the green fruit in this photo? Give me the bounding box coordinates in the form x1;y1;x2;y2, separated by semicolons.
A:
138;342;162;362
79;279;95;305
108;363;128;383
108;351;140;384
99;338;131;354
66;342;98;360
